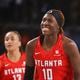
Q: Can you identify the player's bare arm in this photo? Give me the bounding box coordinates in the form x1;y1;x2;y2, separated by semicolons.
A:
63;36;80;80
24;37;38;80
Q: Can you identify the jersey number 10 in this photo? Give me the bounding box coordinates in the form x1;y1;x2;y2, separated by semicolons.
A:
42;68;53;80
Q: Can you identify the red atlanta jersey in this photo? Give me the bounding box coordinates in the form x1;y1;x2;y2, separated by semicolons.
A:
33;34;74;80
0;52;26;80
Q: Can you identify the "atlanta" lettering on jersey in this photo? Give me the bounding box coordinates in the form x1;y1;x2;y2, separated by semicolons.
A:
4;67;25;75
35;59;62;67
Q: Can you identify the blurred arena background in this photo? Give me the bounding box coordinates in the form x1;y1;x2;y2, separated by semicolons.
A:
0;0;80;54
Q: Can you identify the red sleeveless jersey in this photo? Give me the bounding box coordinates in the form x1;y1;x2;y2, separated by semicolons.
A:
0;52;26;80
33;34;74;80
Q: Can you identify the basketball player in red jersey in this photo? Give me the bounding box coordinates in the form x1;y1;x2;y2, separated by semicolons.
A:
24;9;80;80
0;31;26;80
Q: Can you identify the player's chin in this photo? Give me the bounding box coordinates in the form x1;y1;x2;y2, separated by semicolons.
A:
6;47;14;51
42;31;50;36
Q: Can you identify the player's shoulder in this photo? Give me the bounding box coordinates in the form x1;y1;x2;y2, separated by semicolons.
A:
27;36;39;48
0;53;5;67
21;52;27;58
63;36;79;56
21;51;26;55
63;36;77;47
0;53;5;60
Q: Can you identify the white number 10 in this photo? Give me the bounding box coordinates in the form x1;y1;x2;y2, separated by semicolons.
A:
42;69;53;80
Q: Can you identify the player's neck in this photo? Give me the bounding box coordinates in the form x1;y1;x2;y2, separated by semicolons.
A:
44;34;58;43
42;34;58;50
7;50;21;62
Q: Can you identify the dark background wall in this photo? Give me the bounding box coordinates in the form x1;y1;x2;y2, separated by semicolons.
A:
0;0;80;54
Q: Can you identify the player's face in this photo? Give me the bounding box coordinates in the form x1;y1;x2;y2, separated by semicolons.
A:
4;32;21;52
41;13;59;36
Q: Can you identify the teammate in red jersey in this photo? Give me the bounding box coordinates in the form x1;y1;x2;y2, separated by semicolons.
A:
24;9;80;80
0;31;26;80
